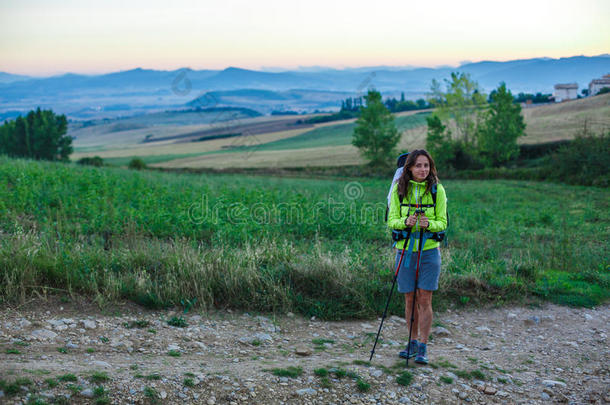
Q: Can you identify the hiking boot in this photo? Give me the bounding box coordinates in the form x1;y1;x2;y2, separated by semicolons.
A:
399;340;418;359
415;342;428;364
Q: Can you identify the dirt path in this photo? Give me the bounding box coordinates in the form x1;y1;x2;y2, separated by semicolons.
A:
0;299;608;404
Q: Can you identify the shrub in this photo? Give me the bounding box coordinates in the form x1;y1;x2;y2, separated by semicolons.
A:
128;157;146;170
548;132;609;186
77;156;104;167
519;140;571;160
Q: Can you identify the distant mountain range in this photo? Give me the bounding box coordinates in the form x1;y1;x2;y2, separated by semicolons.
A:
1;55;609;120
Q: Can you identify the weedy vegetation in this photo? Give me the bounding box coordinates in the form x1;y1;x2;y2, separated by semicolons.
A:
440;376;454;384
88;371;110;383
166;317;188;328
57;374;77;382
396;371;413;386
0;156;607;318
123;319;150;329
268;366;303;378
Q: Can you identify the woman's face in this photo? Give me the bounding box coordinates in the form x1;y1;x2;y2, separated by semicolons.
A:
409;155;430;182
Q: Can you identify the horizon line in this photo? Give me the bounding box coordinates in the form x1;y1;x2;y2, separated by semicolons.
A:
2;53;609;78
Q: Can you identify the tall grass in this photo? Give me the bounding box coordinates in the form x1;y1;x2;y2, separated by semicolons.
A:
0;156;608;317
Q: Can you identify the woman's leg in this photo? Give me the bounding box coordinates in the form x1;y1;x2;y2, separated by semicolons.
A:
404;292;419;340
416;289;433;343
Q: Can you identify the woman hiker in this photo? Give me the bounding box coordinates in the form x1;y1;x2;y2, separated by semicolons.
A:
387;149;447;364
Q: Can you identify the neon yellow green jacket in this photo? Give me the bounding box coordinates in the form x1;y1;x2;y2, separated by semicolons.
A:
387;180;448;251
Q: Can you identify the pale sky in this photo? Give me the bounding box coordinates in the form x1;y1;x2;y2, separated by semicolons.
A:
1;0;609;76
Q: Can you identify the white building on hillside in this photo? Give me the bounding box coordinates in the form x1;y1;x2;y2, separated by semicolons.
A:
553;83;578;102
588;74;610;96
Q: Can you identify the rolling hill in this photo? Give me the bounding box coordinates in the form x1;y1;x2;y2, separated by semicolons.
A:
2;55;609;119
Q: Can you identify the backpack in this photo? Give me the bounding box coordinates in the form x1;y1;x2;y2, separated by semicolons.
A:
385;153;448;244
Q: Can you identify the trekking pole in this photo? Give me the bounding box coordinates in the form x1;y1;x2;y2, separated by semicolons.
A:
405;188;425;365
406;225;426;366
369;227;412;362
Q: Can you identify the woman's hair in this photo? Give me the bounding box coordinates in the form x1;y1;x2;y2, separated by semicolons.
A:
397;149;439;200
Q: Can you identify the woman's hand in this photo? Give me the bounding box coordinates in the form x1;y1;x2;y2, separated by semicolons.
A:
404;215;418;228
419;215;429;229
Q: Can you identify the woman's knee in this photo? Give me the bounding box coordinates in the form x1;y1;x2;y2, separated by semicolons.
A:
417;290;433;306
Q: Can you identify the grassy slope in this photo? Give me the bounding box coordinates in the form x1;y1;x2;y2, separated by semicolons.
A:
521;93;610;143
1;157;608;317
243;112;429;152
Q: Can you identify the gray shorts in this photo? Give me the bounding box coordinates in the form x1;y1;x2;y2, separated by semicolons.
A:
395;248;441;293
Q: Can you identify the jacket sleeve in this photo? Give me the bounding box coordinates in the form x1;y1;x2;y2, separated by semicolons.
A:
387;183;407;230
427;184;447;233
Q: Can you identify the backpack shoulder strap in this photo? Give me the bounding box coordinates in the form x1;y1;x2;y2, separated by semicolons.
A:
431;183;437;216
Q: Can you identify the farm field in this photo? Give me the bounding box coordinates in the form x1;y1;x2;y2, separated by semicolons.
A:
77;127;314;167
70;109;280;151
73;110;429;168
155;112;429;169
1;156;608;318
521;92;610;143
71;94;610;169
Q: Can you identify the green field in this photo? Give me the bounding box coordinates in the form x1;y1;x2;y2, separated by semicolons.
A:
1;156;608;317
101;153;206;167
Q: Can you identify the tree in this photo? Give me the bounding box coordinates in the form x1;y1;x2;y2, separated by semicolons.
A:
425;73;487;170
477;83;526;166
597;87;610;95
428;72;487;146
0;108;71;161
425;115;454;171
352;89;400;167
